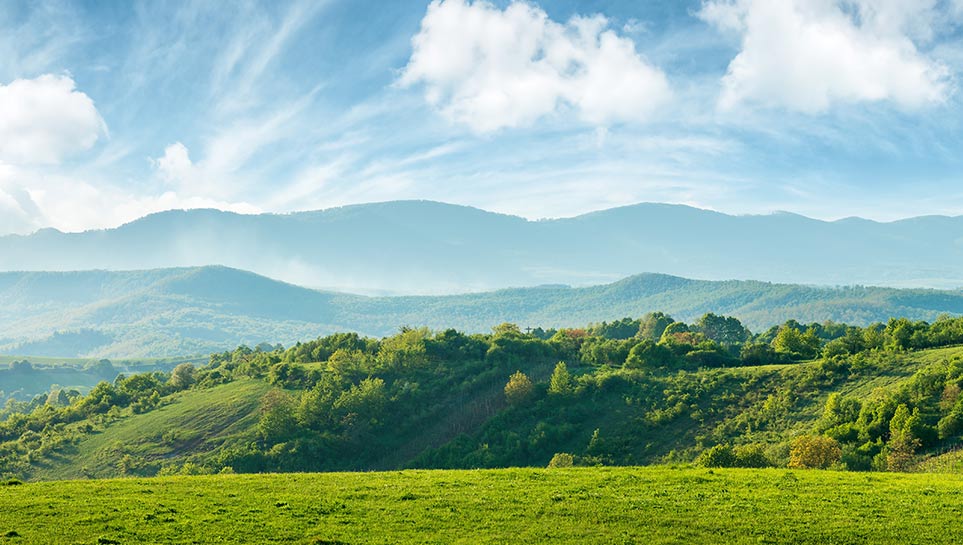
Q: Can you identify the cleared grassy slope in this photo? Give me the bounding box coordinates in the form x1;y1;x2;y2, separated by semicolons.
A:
32;379;270;480
2;467;963;544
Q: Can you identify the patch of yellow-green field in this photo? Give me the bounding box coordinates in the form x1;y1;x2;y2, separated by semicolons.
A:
916;449;963;473
31;379;270;480
1;467;963;544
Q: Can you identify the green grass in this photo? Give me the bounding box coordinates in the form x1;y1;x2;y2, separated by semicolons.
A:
916;449;963;473
1;467;963;544
32;379;270;480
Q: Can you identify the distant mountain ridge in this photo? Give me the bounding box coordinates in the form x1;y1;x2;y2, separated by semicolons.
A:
2;266;963;358
3;200;963;294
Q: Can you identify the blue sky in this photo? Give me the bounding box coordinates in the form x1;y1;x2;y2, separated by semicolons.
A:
1;0;963;234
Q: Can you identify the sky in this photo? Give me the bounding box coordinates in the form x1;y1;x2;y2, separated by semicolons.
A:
2;0;963;234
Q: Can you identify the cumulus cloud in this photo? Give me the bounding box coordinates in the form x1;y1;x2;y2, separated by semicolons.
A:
400;0;671;132
0;74;107;164
154;142;195;186
699;0;952;113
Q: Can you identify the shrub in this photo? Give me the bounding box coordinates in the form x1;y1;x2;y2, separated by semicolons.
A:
788;435;841;469
547;453;575;468
733;443;772;468
697;444;735;468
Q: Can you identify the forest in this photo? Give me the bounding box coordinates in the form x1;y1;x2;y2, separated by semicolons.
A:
4;311;963;480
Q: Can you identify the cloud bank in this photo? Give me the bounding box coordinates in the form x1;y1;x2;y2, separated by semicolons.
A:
699;0;952;113
400;0;672;132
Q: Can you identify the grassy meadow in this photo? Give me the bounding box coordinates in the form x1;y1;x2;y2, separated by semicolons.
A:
1;467;962;544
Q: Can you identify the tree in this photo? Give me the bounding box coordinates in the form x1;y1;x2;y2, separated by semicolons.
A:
772;326;820;360
696;313;750;345
376;327;430;369
548;361;573;395
592;317;641;340
638;312;675;341
504;371;534;405
624;340;674;369
257;390;297;445
168;363;196;390
788;435;841;469
886;404;922;472
818;393;860;431
659;322;690;343
492;323;523;337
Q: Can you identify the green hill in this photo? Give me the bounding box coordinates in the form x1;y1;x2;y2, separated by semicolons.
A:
31;379;271;481
9;311;963;481
4;266;963;358
1;468;962;544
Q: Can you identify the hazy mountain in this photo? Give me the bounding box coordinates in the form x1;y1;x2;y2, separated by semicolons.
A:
3;201;963;294
2;266;963;358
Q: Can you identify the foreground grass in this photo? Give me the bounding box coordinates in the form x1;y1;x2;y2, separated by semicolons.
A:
1;467;962;544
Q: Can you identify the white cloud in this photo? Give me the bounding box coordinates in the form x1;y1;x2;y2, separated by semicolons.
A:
0;74;107;164
699;0;952;113
400;0;671;132
0;159;260;235
154;142;194;186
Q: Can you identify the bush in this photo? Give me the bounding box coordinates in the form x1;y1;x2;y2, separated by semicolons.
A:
788;435;841;469
698;443;772;468
547;453;574;468
697;444;735;467
733;443;772;468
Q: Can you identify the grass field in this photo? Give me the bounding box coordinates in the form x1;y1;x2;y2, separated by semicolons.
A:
1;467;962;544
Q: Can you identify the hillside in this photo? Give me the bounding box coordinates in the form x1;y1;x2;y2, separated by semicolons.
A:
3;266;963;358
1;468;960;544
3;201;963;294
8;313;963;481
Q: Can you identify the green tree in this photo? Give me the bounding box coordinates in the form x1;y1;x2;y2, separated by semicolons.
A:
492;323;523;338
624;340;674;369
696;313;750;345
504;371;534;405
376;327;430;369
772;326;820;360
257;390;297;445
638;312;675;341
886;404;922;472
548;361;573;395
168;363;196;390
788;435;841;469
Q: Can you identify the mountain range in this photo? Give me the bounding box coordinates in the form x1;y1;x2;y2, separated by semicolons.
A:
3;200;963;294
2;266;963;359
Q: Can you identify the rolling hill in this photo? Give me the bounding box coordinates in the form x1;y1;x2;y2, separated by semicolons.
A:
3;266;963;358
3;200;963;294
